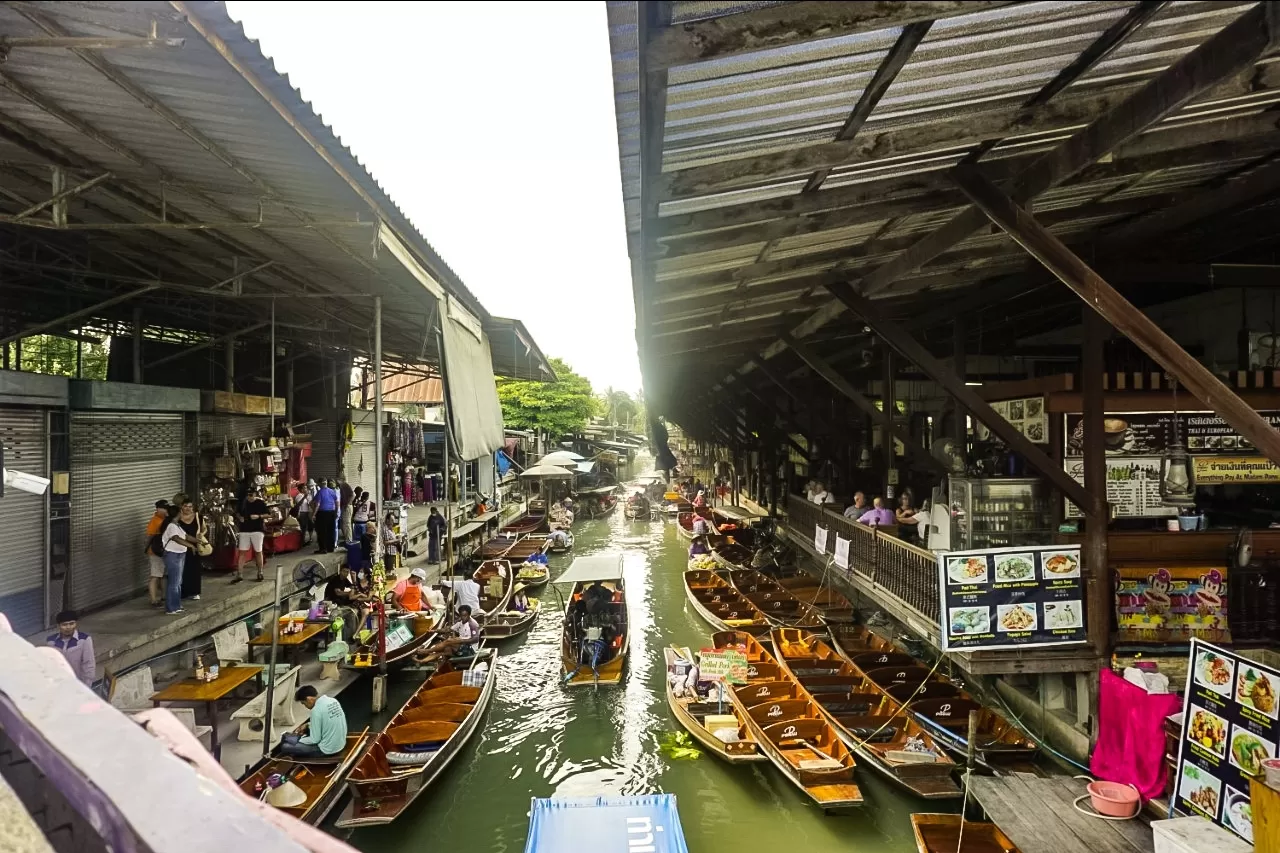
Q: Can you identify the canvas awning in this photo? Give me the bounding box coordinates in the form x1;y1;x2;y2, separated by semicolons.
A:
553;554;625;585
524;795;689;853
442;296;505;461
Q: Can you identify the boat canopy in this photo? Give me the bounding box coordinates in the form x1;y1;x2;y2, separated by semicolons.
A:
575;484;616;496
715;506;765;523
554;553;625;585
521;464;576;478
524;795;689;853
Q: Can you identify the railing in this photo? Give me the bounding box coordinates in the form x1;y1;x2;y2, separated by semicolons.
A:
786;494;940;622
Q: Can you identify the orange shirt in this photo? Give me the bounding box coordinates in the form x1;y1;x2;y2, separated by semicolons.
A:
146;512;167;536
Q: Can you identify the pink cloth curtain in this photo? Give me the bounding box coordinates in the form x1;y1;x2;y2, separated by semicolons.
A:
1090;668;1182;801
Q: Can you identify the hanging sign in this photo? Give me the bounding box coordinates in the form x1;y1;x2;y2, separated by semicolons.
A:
1064;456;1174;518
697;649;750;684
814;525;829;554
1192;456;1280;485
834;536;850;570
1172;639;1279;844
937;544;1088;651
1065;411;1280;458
1115;566;1229;645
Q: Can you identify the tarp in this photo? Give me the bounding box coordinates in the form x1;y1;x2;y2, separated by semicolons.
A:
496;450;512;477
441;296;505;461
553;554;625;585
524;795;689;853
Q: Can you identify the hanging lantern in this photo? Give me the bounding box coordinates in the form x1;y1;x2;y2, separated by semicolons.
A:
857;444;873;469
1160;379;1197;508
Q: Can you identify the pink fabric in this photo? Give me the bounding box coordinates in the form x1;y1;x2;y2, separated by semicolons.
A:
1090;668;1181;801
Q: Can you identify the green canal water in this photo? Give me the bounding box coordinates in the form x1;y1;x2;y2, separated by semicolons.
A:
334;492;931;853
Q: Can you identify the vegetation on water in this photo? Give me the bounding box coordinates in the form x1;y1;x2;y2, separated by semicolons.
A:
498;357;601;435
659;730;702;760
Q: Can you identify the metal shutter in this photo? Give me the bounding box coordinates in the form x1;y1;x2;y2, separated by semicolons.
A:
0;407;47;635
346;409;378;487
305;416;340;484
69;412;184;612
197;413;273;480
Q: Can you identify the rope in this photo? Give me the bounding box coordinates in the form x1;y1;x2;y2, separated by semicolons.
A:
840;643;948;750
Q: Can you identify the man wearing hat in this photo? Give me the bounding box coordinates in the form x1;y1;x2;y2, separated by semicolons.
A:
47;610;95;685
392;567;429;612
144;500;170;607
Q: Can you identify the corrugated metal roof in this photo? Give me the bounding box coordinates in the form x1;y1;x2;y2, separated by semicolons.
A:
608;0;1280;429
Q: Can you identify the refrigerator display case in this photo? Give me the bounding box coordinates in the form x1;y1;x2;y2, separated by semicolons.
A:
949;477;1053;550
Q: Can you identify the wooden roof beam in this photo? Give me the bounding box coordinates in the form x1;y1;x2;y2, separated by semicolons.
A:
952;163;1280;468
644;1;1012;71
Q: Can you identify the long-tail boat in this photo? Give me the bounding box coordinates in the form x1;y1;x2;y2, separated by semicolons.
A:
558;554;629;688
238;730;370;825
336;651;497;827
777;575;856;623
676;511;696;540
726;569;826;629
771;628;961;799
831;625;1038;769
502;510;547;535
714;630;863;809
472;560;515;622
911;813;1021;853
683;569;771;636
663;645;765;764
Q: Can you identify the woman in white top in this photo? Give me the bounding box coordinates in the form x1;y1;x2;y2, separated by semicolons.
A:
161;504;197;615
352;490;371;528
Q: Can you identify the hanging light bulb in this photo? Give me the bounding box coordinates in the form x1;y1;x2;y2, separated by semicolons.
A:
1160;379;1197;508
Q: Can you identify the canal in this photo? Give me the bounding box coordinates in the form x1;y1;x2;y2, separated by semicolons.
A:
335;486;927;853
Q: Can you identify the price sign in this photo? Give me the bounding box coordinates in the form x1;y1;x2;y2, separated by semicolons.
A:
814;525;829;554
834;536;850;570
698;649;750;684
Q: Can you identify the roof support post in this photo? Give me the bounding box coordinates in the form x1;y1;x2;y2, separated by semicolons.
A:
131;303;142;384
1082;306;1111;659
823;282;1093;510
780;332;947;476
952;164;1280;468
881;346;896;493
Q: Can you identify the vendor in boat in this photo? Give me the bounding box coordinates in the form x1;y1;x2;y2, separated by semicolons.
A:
550;526;571;549
692;489;707;508
688;535;710;559
392;567;430;612
691;510;719;536
442;572;482;614
280;686;348;758
511;587;530;613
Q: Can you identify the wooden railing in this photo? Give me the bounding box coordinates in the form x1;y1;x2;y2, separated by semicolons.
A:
786;494;940;622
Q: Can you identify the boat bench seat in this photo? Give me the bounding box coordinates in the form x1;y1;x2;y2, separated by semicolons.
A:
230;664;303;742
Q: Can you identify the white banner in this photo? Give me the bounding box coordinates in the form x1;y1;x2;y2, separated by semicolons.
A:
814;525;829;554
834;536;850;569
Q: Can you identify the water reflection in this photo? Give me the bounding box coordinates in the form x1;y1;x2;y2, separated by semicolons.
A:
343;486;928;853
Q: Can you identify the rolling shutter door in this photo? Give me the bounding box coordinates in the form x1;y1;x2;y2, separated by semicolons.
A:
0;407;47;635
306;416;339;484
69;412;184;612
346;410;378;487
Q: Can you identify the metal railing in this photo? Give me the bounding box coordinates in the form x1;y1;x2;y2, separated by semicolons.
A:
786;494;940;622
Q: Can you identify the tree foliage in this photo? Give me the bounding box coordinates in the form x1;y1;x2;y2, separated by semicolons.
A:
598;387;646;429
497;357;601;436
6;335;108;380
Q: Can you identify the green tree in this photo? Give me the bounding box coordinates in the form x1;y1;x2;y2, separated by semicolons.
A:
6;334;108;380
498;357;600;436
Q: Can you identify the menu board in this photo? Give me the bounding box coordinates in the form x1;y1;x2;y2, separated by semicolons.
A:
1065;411;1280;458
983;396;1048;444
1063;455;1175;518
937;544;1088;651
1173;639;1280;844
1115;566;1230;645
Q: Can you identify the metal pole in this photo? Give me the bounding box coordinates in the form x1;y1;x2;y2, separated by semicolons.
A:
374;295;386;673
131;304;142;384
437;323;455;609
75;334;82;379
225;336;235;393
269;298;276;437
261;562;284;759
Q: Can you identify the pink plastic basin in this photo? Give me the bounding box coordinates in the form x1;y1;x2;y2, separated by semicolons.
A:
1088;781;1140;818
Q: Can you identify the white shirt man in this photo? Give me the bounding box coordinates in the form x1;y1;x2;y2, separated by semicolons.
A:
444;576;482;612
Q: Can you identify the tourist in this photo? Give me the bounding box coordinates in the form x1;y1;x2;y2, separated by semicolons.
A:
811;482;835;505
804;479;819;502
896;492;921;526
313;479;339;554
176;500;206;602
843;491;868;519
295;480;315;546
353;489;371;532
451;604;481;656
857;497;897;527
161;503;197;615
326;563;365;609
392;567;429;612
584;579;612;616
232;486;268;583
443;571;482;614
46;610;95;686
280;686;348;758
144;500;169;607
427;506;446;564
339;481;356;544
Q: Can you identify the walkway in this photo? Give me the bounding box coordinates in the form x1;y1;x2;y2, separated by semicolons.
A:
970;776;1154;853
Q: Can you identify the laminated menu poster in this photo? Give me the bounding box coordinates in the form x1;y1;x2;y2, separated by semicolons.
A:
1173;639;1280;844
937;544;1088;651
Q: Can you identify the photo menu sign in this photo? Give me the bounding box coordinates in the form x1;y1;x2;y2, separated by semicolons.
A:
937;544;1088;651
1173;639;1279;845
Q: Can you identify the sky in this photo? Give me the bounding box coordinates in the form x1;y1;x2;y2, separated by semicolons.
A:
226;1;640;395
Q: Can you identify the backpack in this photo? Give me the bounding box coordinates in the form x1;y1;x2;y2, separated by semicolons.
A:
148;528;165;557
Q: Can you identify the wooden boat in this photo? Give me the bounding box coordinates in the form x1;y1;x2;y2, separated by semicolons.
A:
777;575;856;623
676;511;696;540
516;560;550;589
727;569;826;629
238;730;370;825
476;533;522;560
547;528;574;554
683;569;773;636
832;625;1038;768
336;650;498;827
623;494;651;519
472;560;515;621
911;814;1021;853
582;494;619;519
347;610;440;672
710;540;754;569
714;630;863;809
662;491;693;516
663;645;765;764
480;592;541;640
502;510;547;535
505;535;550;563
558;553;629;688
772;628;961;799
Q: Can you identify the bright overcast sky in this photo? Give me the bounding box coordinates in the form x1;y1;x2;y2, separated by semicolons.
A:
226;1;640;395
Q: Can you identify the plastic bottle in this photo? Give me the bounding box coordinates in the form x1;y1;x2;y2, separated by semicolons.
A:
194;653;206;681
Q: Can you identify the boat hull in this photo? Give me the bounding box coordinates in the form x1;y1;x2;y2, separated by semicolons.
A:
238;732;370;826
664;646;765;764
911;813;1022;853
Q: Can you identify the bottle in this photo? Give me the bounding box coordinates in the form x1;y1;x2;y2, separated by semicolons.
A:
194;653;206;681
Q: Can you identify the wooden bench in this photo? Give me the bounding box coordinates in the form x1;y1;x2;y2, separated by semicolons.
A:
229;664;302;742
107;668;213;746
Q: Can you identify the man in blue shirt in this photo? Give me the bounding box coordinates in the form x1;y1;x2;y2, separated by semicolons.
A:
280;685;348;757
313;479;340;554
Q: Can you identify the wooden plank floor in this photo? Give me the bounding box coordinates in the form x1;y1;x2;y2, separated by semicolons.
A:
970;776;1154;853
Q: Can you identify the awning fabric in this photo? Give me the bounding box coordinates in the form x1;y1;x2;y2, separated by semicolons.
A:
553;554;625;585
524;795;689;853
442;296;505;461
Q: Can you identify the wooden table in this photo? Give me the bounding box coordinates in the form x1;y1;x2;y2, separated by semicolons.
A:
970;776;1155;853
247;621;328;665
150;664;263;759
